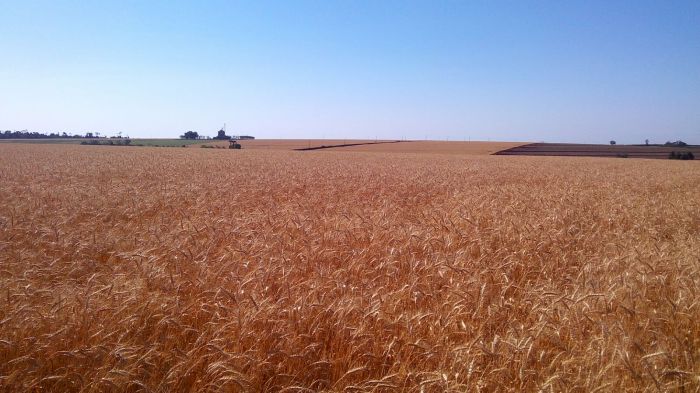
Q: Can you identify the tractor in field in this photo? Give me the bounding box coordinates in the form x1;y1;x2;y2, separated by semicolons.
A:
229;140;242;149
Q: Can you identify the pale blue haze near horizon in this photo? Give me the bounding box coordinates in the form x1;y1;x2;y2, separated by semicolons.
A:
1;0;699;143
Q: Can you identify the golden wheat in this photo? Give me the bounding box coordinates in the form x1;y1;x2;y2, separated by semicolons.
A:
0;144;698;392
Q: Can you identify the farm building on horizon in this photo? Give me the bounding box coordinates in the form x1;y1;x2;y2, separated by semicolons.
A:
212;124;255;140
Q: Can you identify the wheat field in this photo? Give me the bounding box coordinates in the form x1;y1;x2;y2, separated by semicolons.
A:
0;144;698;392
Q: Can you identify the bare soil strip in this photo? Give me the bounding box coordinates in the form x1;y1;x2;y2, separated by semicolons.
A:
495;142;700;159
293;140;405;151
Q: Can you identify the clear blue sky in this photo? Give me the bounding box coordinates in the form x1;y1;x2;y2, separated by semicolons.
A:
1;0;698;143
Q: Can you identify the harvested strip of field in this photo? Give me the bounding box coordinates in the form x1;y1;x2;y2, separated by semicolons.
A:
294;140;404;151
0;144;699;391
323;140;525;155
235;139;387;150
495;142;700;159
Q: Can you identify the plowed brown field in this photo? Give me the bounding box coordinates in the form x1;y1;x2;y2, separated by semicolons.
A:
496;143;700;159
1;144;698;391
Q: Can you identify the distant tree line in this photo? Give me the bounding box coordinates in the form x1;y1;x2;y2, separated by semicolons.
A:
610;139;691;147
2;130;80;139
180;131;200;139
1;130;117;139
664;140;688;147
